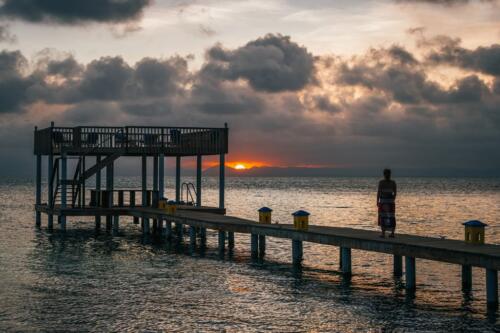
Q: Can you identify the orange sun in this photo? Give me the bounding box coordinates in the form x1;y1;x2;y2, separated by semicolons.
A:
234;163;247;170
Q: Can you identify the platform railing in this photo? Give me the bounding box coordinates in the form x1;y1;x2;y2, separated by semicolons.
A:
89;189;160;208
34;126;228;155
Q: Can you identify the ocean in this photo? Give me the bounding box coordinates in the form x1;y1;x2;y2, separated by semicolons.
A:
0;176;499;332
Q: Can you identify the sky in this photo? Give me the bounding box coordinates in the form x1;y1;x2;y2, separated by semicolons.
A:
0;0;499;176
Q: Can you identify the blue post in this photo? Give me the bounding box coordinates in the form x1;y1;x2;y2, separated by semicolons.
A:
462;265;472;291
251;234;258;259
405;256;416;291
292;240;303;266
258;235;266;258
341;247;351;275
60;152;67;230
218;230;226;253
35;154;41;227
394;255;403;277
486;269;498;308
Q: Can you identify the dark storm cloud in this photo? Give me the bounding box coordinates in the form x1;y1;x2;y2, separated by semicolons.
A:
205;34;315;92
0;0;152;24
46;56;83;77
426;38;500;76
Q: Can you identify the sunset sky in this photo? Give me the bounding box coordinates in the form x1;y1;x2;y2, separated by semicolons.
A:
0;0;499;175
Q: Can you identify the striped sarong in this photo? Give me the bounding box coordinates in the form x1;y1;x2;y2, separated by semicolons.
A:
378;192;396;229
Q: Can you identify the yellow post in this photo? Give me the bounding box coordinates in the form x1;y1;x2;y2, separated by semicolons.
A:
292;210;310;231
258;207;272;224
158;198;168;210
463;220;487;244
166;200;177;215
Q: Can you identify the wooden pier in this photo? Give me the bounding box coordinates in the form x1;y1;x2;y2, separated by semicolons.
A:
33;123;499;310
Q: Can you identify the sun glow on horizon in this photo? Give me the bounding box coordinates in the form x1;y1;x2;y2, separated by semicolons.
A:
234;163;247;170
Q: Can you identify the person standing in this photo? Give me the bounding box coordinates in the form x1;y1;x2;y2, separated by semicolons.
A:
377;169;397;238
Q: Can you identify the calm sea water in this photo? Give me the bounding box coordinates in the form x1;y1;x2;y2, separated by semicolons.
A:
1;176;499;332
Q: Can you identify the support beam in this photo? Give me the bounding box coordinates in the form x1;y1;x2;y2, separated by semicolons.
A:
47;155;53;230
394;255;403;277
462;265;472;291
341;247;351;275
35;154;41;227
219;153;225;209
95;156;101;230
196;155;202;206
218;230;226;253
292;240;303;266
228;232;235;250
251;234;258;259
141;155;149;234
159;154;164;199
106;161;114;232
486;269;498;308
405;256;416;291
112;215;119;235
60;153;67;230
189;226;196;253
258;235;266;258
175;156;181;202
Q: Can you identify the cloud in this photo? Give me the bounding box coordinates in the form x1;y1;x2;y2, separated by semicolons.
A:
395;0;494;5
426;38;500;76
205;34;315;92
1;34;500;175
0;23;15;43
0;0;152;25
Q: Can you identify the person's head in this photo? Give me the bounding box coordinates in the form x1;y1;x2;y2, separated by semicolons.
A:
383;168;391;180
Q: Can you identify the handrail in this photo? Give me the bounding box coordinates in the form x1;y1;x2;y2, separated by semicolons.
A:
181;182;197;205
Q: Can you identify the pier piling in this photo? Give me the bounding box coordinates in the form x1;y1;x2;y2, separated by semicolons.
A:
112;216;119;235
341;247;352;275
405;256;416;290
47;155;53;230
200;227;207;247
218;230;226;253
35;153;41;227
228;232;235;250
251;234;258;259
176;223;183;240
165;221;172;239
95;155;101;229
292;240;303;266
462;265;472;291
486;269;498;308
60;153;67;230
189;226;196;252
394;255;403;277
258;235;266;258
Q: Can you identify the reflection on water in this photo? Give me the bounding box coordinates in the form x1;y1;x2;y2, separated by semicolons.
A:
0;177;499;332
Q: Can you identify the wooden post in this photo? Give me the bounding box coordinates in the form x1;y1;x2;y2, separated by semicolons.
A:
228;231;235;250
47;155;53;230
176;223;183;241
175;156;181;202
405;256;416;291
105;161;114;232
341;247;351;275
218;230;226;253
258;235;266;258
153;155;158;228
112;215;119;235
462;265;472;291
141;155;149;234
251;234;258;259
60;152;67;230
196;155;202;206
189;226;196;253
292;240;303;266
486;269;498;308
35;154;41;227
199;227;206;247
219;153;225;209
165;221;172;239
394;255;403;277
95;155;101;230
159;154;164;199
81;156;86;207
